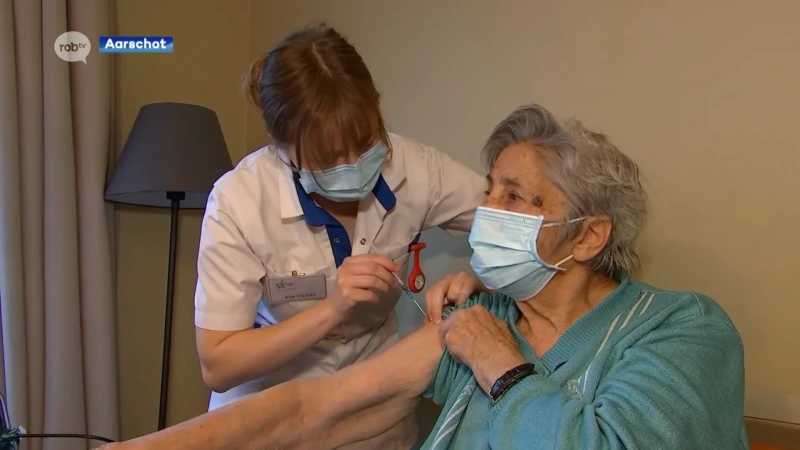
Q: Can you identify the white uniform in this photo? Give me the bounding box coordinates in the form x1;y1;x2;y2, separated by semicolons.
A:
194;134;484;449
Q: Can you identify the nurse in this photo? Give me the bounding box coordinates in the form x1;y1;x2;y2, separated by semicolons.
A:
193;23;484;449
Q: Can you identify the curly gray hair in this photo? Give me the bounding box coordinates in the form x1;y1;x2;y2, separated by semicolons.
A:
482;104;647;277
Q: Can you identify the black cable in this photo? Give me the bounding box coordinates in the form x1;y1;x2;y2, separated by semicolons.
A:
19;433;115;443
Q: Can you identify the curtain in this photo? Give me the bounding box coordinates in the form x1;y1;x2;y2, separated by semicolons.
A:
0;1;119;449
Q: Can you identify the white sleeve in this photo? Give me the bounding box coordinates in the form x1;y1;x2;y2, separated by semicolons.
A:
194;188;265;331
422;146;486;233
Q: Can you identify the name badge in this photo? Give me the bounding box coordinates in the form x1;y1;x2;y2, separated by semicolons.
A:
266;274;327;303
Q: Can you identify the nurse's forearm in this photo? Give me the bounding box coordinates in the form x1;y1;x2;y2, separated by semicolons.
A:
197;299;344;392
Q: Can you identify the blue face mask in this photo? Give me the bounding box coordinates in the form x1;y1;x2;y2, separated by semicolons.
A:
297;142;388;202
468;206;583;301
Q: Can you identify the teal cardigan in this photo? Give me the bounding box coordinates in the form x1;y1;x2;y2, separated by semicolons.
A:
421;279;748;449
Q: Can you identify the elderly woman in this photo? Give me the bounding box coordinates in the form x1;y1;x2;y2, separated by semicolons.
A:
104;104;747;450
413;104;748;449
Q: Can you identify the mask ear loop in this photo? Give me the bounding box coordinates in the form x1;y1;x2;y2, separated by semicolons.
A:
536;216;586;270
541;216;586;228
553;216;589;270
553;254;574;271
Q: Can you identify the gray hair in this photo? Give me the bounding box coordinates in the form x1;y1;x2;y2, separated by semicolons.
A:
482;104;648;277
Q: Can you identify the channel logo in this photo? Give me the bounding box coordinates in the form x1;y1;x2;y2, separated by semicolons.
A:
54;31;91;64
99;36;174;53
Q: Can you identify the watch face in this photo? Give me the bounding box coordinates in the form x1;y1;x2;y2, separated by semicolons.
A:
413;273;425;290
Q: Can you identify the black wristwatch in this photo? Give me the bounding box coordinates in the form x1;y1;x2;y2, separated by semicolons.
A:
488;363;537;405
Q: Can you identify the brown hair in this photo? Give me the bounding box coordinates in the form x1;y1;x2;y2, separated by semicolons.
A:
244;23;390;171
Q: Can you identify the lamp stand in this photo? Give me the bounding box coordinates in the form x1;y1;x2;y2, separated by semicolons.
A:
158;191;185;430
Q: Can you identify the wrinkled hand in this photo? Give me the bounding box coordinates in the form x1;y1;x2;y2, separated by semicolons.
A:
425;271;483;324
439;305;526;394
328;254;400;316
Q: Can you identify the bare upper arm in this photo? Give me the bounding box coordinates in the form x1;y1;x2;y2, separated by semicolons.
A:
106;325;444;450
296;323;443;447
316;323;444;419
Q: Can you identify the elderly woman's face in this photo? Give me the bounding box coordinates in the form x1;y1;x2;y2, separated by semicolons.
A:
483;143;570;263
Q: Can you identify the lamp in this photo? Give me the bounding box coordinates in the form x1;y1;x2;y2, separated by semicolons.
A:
105;102;233;430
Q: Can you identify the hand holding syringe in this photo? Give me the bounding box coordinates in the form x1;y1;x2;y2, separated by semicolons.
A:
369;243;430;320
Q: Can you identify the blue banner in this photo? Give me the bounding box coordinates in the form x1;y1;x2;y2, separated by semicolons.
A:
99;36;174;53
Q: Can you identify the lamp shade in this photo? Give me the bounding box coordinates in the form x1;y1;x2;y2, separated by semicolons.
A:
105;102;234;209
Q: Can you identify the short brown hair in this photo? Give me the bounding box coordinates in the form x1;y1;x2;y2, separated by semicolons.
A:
244;23;390;171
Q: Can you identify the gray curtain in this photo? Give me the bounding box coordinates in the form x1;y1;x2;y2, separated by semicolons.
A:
0;1;119;449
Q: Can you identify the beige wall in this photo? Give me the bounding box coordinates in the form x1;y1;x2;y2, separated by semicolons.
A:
114;0;800;440
247;0;800;419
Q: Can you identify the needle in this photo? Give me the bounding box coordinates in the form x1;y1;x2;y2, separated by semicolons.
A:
390;271;430;320
369;243;430;320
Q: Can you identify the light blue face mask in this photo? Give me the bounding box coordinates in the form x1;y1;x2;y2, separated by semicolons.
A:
468;206;583;301
297;142;388;202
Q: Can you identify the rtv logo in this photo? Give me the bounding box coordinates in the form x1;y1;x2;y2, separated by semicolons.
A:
54;31;91;64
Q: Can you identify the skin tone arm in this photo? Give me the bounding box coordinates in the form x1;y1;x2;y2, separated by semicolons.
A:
107;323;444;450
197;254;399;392
197;300;343;392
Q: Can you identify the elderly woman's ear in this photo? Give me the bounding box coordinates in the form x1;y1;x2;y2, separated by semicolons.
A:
572;215;613;263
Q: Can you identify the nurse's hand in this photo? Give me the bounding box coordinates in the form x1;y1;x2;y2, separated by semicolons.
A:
425;271;483;324
329;254;400;316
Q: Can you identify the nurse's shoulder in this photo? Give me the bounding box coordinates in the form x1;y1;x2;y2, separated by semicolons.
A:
212;145;285;198
386;133;485;232
206;145;289;223
386;133;465;174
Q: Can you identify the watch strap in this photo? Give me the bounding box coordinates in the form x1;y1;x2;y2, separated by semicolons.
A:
489;363;537;404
